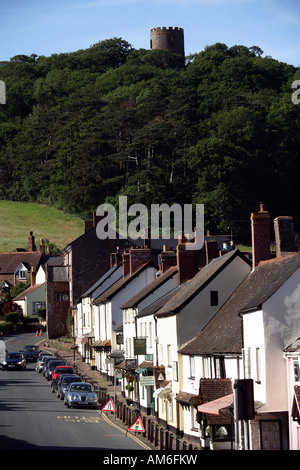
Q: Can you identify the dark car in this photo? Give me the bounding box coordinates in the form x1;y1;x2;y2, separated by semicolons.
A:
2;352;26;370
52;374;83;399
45;359;66;381
20;345;40;362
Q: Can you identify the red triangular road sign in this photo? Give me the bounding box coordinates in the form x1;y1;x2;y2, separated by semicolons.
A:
128;416;145;433
102;398;115;412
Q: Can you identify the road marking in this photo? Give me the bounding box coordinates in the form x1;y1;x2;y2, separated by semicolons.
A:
57;415;101;423
98;411;152;450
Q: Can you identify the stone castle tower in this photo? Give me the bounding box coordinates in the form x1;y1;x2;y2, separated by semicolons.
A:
150;27;185;58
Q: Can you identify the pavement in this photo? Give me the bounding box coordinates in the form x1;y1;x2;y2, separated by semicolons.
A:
41;341;123;400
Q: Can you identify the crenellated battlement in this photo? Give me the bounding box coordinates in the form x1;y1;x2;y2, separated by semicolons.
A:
150;26;185;58
150;27;184;32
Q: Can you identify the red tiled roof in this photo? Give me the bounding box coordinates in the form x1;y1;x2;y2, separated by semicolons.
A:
0;251;43;274
13;284;43;301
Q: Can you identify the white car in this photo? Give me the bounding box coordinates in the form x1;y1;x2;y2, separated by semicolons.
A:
64;382;98;409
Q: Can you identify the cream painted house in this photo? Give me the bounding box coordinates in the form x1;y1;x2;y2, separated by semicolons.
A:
121;264;180;413
178;251;300;450
13;283;46;319
76;264;123;365
154;249;251;436
241;253;300;450
93;248;158;381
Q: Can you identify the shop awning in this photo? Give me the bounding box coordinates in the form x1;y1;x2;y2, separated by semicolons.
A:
176;391;200;407
197;393;234;416
81;330;94;344
153;381;172;399
92;339;111;351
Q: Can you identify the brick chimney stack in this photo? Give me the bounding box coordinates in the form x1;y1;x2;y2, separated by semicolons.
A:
176;235;197;284
40;239;45;254
84;210;109;233
274;216;296;257
205;239;219;264
129;246;152;274
31;267;36;286
160;246;177;272
122;251;130;277
110;247;123;268
28;232;35;252
251;203;271;269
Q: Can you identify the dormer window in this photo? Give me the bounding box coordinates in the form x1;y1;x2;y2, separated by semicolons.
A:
16;263;28;282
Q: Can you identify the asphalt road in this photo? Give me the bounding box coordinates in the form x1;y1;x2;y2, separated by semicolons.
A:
0;332;149;452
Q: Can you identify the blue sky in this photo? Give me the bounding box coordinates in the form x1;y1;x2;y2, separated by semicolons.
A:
0;0;299;66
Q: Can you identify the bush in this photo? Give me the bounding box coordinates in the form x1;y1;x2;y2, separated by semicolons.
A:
0;321;15;334
2;301;21;316
36;307;46;322
4;312;19;324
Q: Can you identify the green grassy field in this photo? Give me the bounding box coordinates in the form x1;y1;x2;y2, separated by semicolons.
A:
0;200;84;253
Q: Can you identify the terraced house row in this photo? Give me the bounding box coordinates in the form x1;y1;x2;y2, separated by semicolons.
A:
6;206;300;450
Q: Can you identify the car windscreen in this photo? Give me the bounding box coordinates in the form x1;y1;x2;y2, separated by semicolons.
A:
48;361;65;369
7;353;22;359
44;357;58;365
63;376;82;384
70;384;93;392
23;346;38;351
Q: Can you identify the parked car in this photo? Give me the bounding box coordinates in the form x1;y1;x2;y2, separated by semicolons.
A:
20;345;39;362
35;353;54;372
42;356;59;376
52;374;83;399
64;382;98;408
51;365;74;382
45;360;66;381
2;352;26;370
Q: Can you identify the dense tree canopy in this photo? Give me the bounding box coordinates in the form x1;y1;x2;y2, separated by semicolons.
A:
0;38;299;242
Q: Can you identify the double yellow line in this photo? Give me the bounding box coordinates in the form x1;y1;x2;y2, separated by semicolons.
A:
98;411;152;450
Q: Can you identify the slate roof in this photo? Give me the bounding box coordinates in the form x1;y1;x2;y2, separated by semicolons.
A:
121;266;178;309
82;265;122;298
94;260;157;304
179;251;300;356
155;249;249;317
136;285;184;318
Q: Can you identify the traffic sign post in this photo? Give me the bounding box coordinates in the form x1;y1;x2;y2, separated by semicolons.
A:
102;398;115;413
128;416;145;434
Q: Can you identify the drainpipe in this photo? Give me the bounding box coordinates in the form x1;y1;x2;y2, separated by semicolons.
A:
234;380;240;450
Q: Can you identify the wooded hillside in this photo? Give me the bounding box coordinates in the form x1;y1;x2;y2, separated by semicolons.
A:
1;38;299;241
